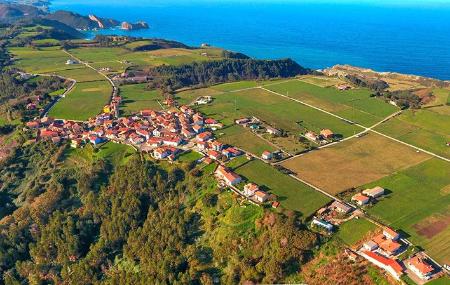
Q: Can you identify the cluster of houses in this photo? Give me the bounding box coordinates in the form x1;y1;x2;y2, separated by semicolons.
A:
235;117;281;136
359;228;439;282
351;186;385;206
304;128;335;144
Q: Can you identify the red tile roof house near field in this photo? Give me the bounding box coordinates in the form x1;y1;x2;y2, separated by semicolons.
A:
331;201;352;214
261;151;273;160
407;255;435;280
305;131;319;142
360;251;404;280
254;190;269;203
320;129;334;139
352;193;370;206
383;227;400;241
207;150;222;161
215;165;242;186
243;183;259;197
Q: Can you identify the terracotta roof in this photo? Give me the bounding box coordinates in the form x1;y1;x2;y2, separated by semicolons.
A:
383;227;399;239
254;190;268;198
409;256;434;275
362;251;403;275
379;239;401;253
320;129;334;137
352;193;370;202
216;166;241;183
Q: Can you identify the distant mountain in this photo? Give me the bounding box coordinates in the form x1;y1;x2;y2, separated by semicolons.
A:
44;10;120;30
0;3;44;21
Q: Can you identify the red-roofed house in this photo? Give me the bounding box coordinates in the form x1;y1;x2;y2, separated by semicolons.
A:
352;193;370;206
254;190;269;203
383;227;400;241
215;166;242;186
244;183;259;197
197;132;212;142
261;151;273;160
320;129;334;139
407;255;435;280
360;251;404;280
208;150;222;160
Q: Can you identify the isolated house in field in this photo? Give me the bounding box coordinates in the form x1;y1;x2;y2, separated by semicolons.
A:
66;59;78;65
363;186;385;198
407;255;435;280
352;193;370;206
261;151;273;160
320;129;334;139
215;166;242;186
360;251;404;280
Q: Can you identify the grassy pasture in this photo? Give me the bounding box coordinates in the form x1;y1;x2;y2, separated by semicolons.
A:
336;218;378;246
54;67;105;82
266;80;399;127
64;142;135;168
298;75;346;87
197;88;361;138
49;80;112;120
9;46;79;73
119;84;164;115
215;125;278;156
376;108;450;159
365;159;450;264
282;133;431;195
175;87;222;106
233;160;331;217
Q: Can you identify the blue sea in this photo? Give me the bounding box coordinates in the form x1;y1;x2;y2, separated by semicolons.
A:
50;0;450;80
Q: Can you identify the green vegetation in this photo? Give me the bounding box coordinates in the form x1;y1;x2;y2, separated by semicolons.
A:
119;83;164;115
48;80;112;120
336;218;378;245
8;46;77;73
376;108;450;158
234;159;331;217
198;87;361;138
366;158;450;264
177;151;203;163
215;125;277;156
427;276;450;285
266;79;399;127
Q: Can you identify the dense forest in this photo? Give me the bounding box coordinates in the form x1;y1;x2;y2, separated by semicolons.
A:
0;143;321;284
147;58;312;91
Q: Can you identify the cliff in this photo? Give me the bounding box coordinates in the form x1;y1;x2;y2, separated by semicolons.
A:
121;21;149;31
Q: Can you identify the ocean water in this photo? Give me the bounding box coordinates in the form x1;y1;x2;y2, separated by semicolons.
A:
50;0;450;80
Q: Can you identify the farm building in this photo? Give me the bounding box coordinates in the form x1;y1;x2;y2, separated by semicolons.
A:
312;218;334;232
266;127;281;136
305;131;319;142
352;193;370;205
363;186;385;198
360;251;404;280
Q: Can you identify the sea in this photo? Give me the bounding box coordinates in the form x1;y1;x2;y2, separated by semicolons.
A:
50;0;450;80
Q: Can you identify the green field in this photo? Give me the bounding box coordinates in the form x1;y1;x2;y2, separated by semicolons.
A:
49;80;112;120
215;125;278;156
376;108;450;159
176;87;222;106
233;160;331;217
265;80;399;127
119;84;164;115
366;159;450;264
336;218;378;245
9;46;79;74
197;87;361;138
64;142;135;168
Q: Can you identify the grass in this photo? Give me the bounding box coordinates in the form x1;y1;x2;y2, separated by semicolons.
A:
64;142;135;168
426;277;450;285
177;151;204;163
336;218;378;245
48;80;112;120
376;108;450;159
221;203;264;232
175;87;222;106
197;87;362;138
215;125;278;156
9;46;79;74
233;160;331;217
265;80;399;127
54;67;105;82
282;133;431;195
119;84;164;115
365;158;450;264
